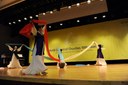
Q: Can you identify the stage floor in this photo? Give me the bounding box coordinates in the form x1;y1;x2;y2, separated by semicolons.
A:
0;64;128;85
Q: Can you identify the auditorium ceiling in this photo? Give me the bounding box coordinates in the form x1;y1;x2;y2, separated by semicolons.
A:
0;0;128;31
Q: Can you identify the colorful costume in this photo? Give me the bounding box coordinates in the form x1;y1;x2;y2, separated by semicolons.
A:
95;44;107;66
19;19;60;62
57;48;66;68
20;19;60;74
22;25;47;75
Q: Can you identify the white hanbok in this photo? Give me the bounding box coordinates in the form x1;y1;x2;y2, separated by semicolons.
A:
22;44;47;75
95;58;107;66
22;26;47;75
7;45;23;68
95;44;107;66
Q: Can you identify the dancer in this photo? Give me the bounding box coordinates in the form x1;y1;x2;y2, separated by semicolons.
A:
22;23;47;75
95;44;107;66
57;48;67;68
6;44;23;68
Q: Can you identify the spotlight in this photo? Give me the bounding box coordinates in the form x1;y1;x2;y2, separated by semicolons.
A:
13;21;16;24
60;23;63;26
87;0;91;4
77;20;80;22
102;15;106;18
43;13;46;15
24;17;27;20
50;11;53;14
30;16;33;19
18;19;21;22
68;6;71;9
8;22;12;25
35;15;38;17
94;16;97;19
49;26;51;28
76;3;80;7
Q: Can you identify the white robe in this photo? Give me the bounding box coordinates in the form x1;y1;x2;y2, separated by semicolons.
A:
95;58;107;66
22;44;47;75
7;53;22;68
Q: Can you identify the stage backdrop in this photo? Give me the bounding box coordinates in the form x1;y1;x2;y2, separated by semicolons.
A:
29;18;128;63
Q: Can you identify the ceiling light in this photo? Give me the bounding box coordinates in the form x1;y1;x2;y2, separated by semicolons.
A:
50;11;53;14
18;19;21;22
102;15;106;18
13;21;16;24
30;16;33;19
94;16;97;19
60;23;63;26
35;15;38;17
24;17;27;20
43;13;46;15
87;0;91;4
49;26;51;28
68;6;71;9
8;22;11;25
77;20;80;22
76;3;80;7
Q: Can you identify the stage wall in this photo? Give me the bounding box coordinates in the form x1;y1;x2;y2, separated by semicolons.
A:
29;18;128;63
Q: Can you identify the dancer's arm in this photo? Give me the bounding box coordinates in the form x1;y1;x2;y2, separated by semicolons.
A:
31;22;37;36
17;44;24;52
5;44;13;51
23;44;33;51
94;41;99;48
43;25;46;35
37;25;46;35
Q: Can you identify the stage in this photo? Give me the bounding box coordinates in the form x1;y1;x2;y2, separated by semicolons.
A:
0;64;128;85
